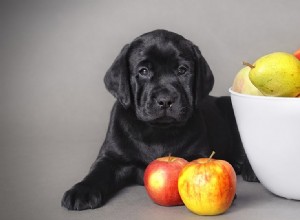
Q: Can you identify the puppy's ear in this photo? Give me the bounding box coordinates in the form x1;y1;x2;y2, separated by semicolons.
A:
104;44;131;108
193;46;214;108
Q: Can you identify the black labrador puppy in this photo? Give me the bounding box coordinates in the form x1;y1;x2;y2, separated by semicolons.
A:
62;29;257;211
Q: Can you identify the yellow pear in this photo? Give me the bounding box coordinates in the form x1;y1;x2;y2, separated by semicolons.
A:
232;66;264;96
248;52;300;97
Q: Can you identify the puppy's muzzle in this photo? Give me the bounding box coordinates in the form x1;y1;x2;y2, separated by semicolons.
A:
152;89;178;110
155;94;176;109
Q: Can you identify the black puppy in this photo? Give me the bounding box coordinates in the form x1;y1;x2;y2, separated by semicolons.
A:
61;30;257;211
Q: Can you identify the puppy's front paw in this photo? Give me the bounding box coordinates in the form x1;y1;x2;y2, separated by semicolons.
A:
61;183;103;210
242;159;259;182
242;170;259;182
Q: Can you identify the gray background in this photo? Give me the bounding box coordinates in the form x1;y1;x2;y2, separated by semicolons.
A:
1;0;300;220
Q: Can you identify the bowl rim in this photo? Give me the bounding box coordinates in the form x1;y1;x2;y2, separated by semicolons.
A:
229;88;300;101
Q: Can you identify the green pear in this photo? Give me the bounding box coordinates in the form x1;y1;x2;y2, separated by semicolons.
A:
232;66;263;96
248;52;300;97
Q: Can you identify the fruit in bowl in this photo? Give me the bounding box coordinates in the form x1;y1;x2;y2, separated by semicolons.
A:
233;51;300;97
232;66;263;96
247;52;300;97
294;48;300;60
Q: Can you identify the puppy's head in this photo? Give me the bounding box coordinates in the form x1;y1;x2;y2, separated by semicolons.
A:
104;30;214;127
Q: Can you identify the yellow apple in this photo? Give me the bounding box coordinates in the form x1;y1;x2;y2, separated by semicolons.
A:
178;152;236;216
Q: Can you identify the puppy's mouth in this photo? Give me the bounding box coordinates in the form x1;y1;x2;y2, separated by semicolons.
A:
148;116;179;128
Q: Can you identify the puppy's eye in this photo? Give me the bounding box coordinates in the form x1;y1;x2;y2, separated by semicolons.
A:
138;67;149;76
178;65;188;75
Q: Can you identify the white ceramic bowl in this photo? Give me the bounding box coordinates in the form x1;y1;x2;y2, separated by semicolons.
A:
229;88;300;200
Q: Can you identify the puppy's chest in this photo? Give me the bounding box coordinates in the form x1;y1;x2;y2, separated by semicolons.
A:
131;129;207;163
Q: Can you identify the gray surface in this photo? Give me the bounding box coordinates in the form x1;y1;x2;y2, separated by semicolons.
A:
1;0;300;220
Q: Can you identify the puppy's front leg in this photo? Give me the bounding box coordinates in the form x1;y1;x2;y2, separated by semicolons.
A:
61;156;134;210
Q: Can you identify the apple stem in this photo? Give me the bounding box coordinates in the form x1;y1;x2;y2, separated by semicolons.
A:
168;153;172;162
207;151;216;163
243;61;255;69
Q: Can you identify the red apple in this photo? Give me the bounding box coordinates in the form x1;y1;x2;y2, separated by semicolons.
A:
144;155;188;206
178;152;236;216
294;48;300;60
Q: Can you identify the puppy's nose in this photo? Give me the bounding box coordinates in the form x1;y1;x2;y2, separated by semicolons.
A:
156;95;174;109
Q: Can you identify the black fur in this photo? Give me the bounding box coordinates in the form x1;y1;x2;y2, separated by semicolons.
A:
61;30;257;211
